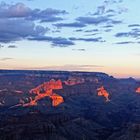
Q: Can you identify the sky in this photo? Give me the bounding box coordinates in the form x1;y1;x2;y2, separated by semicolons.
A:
0;0;140;78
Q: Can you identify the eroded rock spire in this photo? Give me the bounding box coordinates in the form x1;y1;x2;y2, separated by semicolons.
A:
97;86;110;102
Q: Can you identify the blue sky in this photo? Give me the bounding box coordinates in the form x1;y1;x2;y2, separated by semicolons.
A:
0;0;140;78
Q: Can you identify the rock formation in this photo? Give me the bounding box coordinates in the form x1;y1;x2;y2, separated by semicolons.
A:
136;87;140;93
29;79;62;94
64;77;85;86
50;93;64;107
97;86;110;102
24;79;64;107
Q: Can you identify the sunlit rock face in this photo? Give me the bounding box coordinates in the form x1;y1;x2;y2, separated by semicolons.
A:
42;79;63;90
64;77;85;86
29;79;62;94
24;79;64;107
97;86;110;102
50;93;64;107
136;87;140;93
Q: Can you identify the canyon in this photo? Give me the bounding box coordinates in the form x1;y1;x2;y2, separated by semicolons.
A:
0;70;140;140
19;77;87;107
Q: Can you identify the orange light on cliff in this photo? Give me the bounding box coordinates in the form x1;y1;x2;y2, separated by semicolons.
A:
50;93;64;107
29;79;62;94
24;79;64;107
136;87;140;93
97;86;110;102
46;79;63;90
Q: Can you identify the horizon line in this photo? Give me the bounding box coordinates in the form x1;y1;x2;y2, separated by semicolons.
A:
0;68;139;80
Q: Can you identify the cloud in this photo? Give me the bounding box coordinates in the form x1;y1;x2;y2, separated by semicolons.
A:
104;29;112;32
104;0;123;4
72;49;86;51
0;57;13;61
102;25;113;28
0;2;31;18
0;19;47;43
90;0;125;17
0;2;68;22
76;16;109;25
69;37;105;42
106;9;116;14
115;29;140;38
29;64;104;71
84;33;100;36
115;32;130;37
0;44;4;48
40;17;63;22
51;38;75;47
115;41;135;45
30;8;68;22
54;22;86;28
52;30;61;33
0;2;70;45
118;7;128;14
128;24;140;27
76;16;122;25
84;29;99;32
0;1;128;47
29;36;75;47
8;45;17;48
74;29;83;32
94;5;106;15
35;8;67;17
